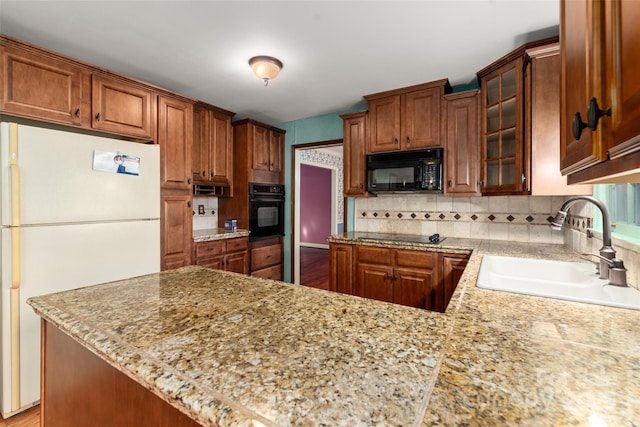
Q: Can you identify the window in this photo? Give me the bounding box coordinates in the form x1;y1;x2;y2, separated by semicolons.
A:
594;184;640;246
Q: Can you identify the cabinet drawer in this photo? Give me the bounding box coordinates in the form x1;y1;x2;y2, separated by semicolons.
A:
226;237;248;253
357;246;392;264
195;240;225;258
395;250;435;269
195;256;224;270
251;243;282;271
252;264;283;281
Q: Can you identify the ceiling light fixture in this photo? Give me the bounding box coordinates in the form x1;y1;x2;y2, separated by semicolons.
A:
249;56;283;86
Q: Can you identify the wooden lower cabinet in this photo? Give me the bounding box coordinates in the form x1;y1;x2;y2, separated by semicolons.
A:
330;243;469;312
329;243;353;294
355;246;436;310
440;253;469;310
394;267;436;309
194;237;249;275
161;193;192;270
357;263;394;303
250;237;283;280
42;321;200;427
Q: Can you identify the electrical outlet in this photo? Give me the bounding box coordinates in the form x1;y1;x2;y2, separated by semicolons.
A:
198;205;205;215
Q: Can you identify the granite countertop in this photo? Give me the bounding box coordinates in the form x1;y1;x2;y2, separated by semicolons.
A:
27;235;640;426
192;228;250;242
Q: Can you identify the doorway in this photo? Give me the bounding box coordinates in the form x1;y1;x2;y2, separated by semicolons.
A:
292;141;343;287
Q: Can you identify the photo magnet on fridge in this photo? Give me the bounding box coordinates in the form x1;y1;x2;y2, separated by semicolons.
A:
93;150;140;176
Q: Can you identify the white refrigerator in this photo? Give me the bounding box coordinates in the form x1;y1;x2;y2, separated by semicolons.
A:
0;122;161;417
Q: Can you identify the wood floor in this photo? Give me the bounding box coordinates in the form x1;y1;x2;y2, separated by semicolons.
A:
300;247;330;290
0;248;327;427
0;406;40;427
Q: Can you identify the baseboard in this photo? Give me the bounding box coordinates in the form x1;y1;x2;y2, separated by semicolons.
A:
300;242;329;250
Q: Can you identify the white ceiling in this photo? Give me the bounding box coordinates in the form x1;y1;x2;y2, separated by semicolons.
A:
0;0;559;125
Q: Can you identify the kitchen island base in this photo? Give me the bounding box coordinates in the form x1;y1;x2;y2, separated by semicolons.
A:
41;320;201;427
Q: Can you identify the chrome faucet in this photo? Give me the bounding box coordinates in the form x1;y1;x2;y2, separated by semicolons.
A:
551;195;628;286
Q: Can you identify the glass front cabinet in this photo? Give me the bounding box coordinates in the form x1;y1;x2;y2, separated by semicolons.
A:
478;57;526;195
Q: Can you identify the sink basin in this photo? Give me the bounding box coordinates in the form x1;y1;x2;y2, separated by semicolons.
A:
477;255;640;310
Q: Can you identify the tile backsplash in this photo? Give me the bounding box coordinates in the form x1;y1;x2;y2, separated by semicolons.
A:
354;194;567;244
192;196;219;231
354;194;639;289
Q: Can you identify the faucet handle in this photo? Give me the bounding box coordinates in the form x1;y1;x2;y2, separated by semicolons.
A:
582;253;628;287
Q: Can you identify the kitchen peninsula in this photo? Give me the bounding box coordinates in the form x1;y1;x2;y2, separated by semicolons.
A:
28;239;640;426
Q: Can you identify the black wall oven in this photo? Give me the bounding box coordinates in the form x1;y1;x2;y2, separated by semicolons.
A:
248;183;285;241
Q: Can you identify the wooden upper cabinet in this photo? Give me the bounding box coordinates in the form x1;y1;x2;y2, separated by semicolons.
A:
365;79;450;154
0;40;88;126
269;130;283;173
527;43;592;195
340;111;367;197
561;0;640;183
232;119;285;184
158;95;193;191
478;58;525;195
252;124;283;173
444;90;481;196
91;74;155;139
403;87;442;149
605;0;640;157
366;95;401;153
252;125;271;171
477;36;584;196
192;102;234;187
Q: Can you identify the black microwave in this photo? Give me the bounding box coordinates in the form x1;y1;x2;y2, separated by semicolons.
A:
366;148;443;194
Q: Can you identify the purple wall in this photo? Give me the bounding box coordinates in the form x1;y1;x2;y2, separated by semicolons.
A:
300;164;332;245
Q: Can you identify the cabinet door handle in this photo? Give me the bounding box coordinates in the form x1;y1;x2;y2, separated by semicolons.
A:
448;180;453;187
187;201;192;208
394;137;399;144
202;170;206;177
572;112;588;140
95;112;101;122
587;97;611;131
74;108;80;118
521;173;526;184
187;178;192;185
406;136;410;144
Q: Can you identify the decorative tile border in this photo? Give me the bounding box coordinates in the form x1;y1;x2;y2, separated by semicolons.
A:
358;210;554;226
565;214;592;232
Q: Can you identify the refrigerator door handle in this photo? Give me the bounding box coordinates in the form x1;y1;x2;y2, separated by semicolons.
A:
8;123;21;411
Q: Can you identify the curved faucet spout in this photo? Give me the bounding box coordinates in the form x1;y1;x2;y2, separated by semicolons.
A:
552;195;612;247
551;195;616;280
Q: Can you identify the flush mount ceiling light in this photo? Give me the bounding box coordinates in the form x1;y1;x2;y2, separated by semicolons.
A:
249;56;283;86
